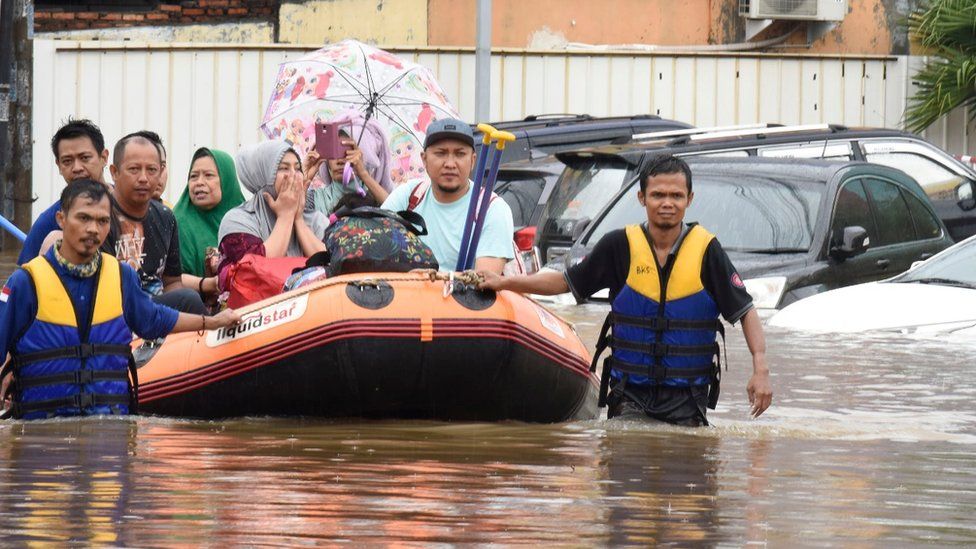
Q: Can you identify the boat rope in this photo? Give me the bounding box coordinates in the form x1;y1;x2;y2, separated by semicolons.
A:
231;270;486;315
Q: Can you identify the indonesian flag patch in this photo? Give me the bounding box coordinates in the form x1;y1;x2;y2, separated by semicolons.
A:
0;285;10;303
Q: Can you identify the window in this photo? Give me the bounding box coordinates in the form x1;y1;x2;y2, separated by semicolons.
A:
587;171;825;252
863;178;915;246
861;141;964;199
832;179;877;246
542;162;631;237
759;142;854;161
903;188;943;240
497;176;546;227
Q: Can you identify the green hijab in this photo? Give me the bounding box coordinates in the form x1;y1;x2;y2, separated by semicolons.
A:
173;148;246;277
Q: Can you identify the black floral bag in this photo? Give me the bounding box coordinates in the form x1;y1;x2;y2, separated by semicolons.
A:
321;206;438;276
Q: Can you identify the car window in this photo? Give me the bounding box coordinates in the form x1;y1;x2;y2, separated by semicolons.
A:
831;179;878;244
758;142;854;161
685;149;750;158
542;162;631;237
862;150;963;199
894;236;976;286
863;178;915;245
903;188;943;240
496;176;546;227
586;171;825;252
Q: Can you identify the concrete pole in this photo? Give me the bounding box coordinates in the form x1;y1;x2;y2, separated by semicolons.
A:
0;0;14;251
8;0;31;241
474;0;491;123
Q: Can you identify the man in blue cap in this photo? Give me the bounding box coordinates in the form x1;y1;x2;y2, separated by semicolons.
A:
382;118;514;274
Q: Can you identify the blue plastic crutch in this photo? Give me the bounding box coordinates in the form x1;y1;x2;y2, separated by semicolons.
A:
455;123;497;271
0;214;26;243
460;129;516;271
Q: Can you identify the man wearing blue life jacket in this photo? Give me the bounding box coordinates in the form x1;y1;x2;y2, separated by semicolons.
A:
0;180;241;420
480;155;772;426
381;118;514;274
18;119;111;266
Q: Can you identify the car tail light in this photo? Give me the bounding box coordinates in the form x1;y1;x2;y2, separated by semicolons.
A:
514;226;537;251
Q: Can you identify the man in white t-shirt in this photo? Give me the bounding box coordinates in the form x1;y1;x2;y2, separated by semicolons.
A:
382;118;514;274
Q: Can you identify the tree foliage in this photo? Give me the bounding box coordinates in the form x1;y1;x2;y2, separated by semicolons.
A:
904;0;976;133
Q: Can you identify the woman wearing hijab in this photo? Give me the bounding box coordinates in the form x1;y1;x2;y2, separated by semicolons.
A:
173;147;245;300
306;109;394;213
218;140;329;269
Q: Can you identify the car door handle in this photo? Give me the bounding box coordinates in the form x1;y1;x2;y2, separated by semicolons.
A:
876;259;891;269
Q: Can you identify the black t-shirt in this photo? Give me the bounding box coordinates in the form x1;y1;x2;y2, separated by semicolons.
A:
565;224;754;323
102;198;182;296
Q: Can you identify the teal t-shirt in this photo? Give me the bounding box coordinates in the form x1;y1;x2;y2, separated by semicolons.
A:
383;180;515;271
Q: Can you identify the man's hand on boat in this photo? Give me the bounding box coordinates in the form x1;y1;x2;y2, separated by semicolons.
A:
172;309;243;333
478;270;569;296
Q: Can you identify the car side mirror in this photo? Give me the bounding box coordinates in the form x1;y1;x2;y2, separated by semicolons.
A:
957;180;976;211
571;217;591;241
829;225;869;260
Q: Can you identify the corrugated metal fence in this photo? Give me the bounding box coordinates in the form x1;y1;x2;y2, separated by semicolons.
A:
31;40;975;217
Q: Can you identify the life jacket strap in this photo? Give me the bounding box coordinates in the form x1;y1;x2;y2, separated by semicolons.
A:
590;314;614;408
608;357;715;381
13;392;131;417
608;337;719;357
10;343;132;368
14;368;130;389
610;312;722;332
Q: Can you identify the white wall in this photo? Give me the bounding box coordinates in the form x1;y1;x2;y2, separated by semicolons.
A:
31;40;975;219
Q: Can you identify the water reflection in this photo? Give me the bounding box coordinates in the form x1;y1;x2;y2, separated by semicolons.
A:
1;253;975;543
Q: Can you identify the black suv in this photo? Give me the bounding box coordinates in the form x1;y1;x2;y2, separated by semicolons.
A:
567;157;954;309
471;114;692;164
537;124;976;266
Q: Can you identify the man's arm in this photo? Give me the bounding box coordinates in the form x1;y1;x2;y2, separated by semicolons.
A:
479;269;569;295
740;308;772;418
122;264;237;339
171;309;240;333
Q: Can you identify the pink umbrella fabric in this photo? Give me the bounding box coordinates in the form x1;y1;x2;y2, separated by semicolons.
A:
261;39;462;186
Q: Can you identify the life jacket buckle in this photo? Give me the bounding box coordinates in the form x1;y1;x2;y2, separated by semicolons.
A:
74;392;94;410
77;343;94;359
74;370;94;385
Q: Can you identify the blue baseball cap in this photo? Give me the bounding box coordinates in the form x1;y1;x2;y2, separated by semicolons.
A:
423;118;475;149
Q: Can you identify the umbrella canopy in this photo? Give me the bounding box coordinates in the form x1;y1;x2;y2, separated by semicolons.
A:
261;39;462;186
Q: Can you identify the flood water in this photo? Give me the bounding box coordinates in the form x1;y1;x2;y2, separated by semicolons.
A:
1;246;975;545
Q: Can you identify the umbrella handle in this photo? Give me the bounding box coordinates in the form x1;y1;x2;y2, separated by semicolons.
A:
461;130;516;271
455;123;498;271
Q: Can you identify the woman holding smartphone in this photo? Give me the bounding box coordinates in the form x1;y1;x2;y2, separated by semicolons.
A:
306;110;393;213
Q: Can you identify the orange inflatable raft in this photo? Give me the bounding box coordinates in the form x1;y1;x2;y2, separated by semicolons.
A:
134;272;599;422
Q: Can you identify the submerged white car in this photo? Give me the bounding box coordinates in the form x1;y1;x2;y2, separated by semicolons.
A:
769;235;976;334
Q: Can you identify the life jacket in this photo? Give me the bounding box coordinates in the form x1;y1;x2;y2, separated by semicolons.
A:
7;253;136;420
590;224;724;409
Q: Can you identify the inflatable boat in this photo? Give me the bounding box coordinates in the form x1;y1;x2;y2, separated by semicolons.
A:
134;272;599;422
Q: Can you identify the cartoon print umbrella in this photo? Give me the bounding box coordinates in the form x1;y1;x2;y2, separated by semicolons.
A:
260;39;462;186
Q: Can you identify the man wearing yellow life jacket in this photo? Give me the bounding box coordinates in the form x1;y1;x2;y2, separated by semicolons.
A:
480;155;772;426
0;180;241;420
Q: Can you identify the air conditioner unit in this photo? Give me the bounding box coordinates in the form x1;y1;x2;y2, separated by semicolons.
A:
739;0;847;22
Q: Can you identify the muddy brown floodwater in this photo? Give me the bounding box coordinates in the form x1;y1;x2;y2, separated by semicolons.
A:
0;249;974;545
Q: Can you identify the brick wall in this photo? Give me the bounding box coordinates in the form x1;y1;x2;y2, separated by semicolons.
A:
34;1;281;32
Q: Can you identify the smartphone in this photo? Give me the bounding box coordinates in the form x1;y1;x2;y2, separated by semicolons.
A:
315;121;352;160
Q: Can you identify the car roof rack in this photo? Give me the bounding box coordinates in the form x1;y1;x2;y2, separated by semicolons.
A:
627;123;778;143
522;113;593;122
684;123;849;143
